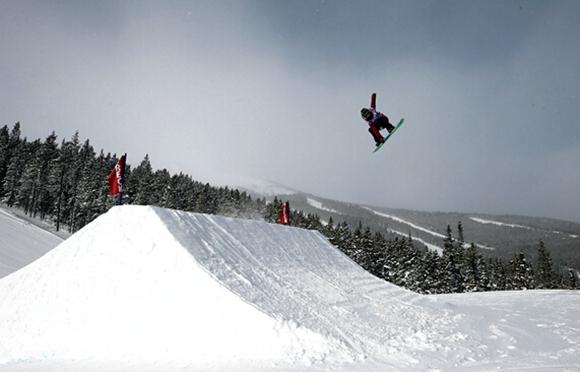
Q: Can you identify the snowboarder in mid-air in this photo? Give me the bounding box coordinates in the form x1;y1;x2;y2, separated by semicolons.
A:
360;93;395;147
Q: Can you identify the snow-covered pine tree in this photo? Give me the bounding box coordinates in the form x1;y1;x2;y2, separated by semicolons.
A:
489;258;507;291
463;243;486;292
34;132;59;219
355;226;375;270
440;225;464;293
535;240;557;289
566;269;578;289
0;125;10;194
264;196;280;223
322;216;335;242
348;222;365;264
334;221;352;256
48;134;79;231
365;231;387;278
2;136;28;207
14;139;42;214
0;123;22;196
418;250;442;294
72;143;100;229
127;154;154;206
508;252;535;290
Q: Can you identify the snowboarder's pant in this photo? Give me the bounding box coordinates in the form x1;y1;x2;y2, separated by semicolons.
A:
376;115;394;131
368;116;394;142
368;126;383;142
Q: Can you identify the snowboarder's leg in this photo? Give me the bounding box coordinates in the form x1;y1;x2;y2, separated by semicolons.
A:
377;116;395;133
368;126;384;145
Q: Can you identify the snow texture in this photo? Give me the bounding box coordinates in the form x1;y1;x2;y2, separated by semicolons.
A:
1;205;579;371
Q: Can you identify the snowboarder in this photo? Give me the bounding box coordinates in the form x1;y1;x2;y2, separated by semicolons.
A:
360;93;395;146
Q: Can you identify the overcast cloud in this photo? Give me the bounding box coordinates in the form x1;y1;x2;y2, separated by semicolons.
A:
1;0;579;222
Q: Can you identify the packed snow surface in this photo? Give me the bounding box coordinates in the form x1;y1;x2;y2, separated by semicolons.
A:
1;206;579;371
0;207;63;278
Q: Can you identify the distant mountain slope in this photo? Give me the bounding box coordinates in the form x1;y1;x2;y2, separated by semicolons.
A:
0;207;64;278
239;182;580;269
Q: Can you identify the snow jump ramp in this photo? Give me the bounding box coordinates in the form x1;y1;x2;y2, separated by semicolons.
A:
2;206;577;371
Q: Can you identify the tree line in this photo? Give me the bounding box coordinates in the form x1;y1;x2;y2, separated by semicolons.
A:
1;123;577;293
265;198;577;293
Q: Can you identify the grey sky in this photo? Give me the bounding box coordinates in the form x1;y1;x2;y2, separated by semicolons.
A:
1;0;579;222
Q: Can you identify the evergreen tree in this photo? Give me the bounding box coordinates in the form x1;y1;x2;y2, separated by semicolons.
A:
14;139;42;214
151;169;172;208
34;132;59;219
127;154;154;205
508;252;535;290
457;221;465;246
2;138;28;207
535;240;557;289
463;243;488;292
0;125;10;194
418;251;442;294
67;139;95;232
566;269;577;289
440;225;464;293
489;258;507;291
334;221;353;256
365;231;387;278
0;122;23;196
322;216;335;242
264;196;280;223
355;226;375;270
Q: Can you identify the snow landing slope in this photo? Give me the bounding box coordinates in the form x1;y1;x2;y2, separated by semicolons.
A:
0;207;63;278
0;206;579;371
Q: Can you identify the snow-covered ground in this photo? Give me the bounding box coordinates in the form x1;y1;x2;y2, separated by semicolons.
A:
1;206;579;371
0;207;64;278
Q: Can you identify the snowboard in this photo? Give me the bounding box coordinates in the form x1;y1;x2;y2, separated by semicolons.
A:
373;118;405;153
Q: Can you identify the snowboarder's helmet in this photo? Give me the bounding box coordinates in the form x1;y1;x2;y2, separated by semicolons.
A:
361;108;372;120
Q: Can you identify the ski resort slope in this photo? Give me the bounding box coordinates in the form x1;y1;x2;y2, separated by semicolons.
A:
0;206;579;371
0;207;63;278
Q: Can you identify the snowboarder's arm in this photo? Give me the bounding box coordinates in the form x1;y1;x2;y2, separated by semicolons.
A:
370;93;376;109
